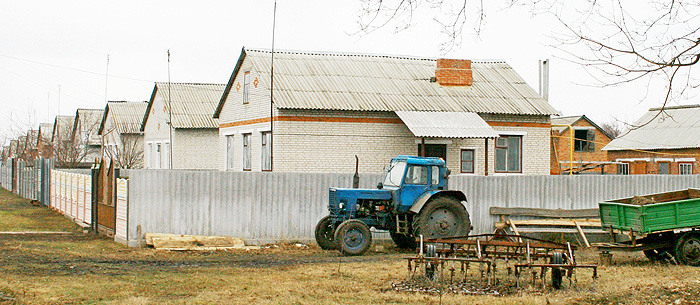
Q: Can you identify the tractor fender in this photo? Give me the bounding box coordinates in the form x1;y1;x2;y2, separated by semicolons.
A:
409;190;467;213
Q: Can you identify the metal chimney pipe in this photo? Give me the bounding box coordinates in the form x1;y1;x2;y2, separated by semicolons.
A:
539;59;550;100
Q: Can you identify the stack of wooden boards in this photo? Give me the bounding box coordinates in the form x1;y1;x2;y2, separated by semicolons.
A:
145;233;261;251
491;207;606;247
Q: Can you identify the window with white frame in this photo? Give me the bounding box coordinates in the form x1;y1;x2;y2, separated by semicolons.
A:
261;131;271;171
163;142;171;169
618;163;630;175
155;143;162;169
574;129;595;152
495;136;522;173
226;135;235;171
680;163;693;175
243;72;251;104
460;149;475;173
242;133;251;171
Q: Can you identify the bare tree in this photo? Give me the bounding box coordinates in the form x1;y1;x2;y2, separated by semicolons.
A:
600;120;624;139
103;134;144;169
356;1;700;119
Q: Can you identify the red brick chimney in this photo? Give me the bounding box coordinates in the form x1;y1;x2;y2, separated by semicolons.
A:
435;58;473;86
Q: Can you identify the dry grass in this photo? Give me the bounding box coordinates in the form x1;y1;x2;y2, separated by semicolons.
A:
1;188;700;304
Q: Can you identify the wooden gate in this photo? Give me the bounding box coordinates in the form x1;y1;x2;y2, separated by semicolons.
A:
94;159;117;236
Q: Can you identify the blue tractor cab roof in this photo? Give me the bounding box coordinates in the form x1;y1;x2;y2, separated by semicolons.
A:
392;155;445;166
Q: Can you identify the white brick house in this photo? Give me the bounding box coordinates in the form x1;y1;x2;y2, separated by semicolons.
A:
213;48;558;175
140;83;225;169
98;101;148;169
70;109;104;165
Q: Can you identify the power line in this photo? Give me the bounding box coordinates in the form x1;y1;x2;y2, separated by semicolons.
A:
0;52;153;83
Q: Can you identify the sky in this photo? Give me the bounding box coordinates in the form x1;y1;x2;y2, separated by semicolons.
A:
0;0;677;143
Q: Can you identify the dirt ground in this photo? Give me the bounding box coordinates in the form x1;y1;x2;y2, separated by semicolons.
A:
2;188;700;304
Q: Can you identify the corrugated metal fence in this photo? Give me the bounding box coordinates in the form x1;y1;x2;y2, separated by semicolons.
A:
121;170;700;246
0;158;53;205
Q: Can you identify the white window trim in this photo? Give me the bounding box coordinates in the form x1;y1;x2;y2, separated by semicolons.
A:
676;158;696;162
616;158;651;162
498;131;528;136
572;127;595;130
256;126;272;133
654;158;674;162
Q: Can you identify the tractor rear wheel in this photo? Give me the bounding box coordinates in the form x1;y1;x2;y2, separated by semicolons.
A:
390;231;417;250
314;216;337;250
413;197;471;240
675;232;700;266
334;220;372;256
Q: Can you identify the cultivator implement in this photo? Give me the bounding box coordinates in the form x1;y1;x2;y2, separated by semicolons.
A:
394;234;597;294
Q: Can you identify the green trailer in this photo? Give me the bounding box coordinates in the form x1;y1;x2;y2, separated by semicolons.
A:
598;188;700;265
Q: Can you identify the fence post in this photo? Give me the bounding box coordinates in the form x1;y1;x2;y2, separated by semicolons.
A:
91;165;98;234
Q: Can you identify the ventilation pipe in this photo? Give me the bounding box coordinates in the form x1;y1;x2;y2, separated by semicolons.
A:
539;59;549;100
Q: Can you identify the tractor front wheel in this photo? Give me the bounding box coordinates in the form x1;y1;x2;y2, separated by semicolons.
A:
413;197;471;240
315;216;337;250
675;232;700;266
334;220;372;256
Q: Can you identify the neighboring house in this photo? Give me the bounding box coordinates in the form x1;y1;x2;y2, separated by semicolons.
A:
603;105;700;175
8;140;19;159
550;115;615;175
141;82;225;169
37;123;54;159
213;48;558;174
24;130;39;161
69;109;103;166
98;101;148;169
51;115;76;167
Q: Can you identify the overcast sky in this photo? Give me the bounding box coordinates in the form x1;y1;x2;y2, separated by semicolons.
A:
0;0;678;142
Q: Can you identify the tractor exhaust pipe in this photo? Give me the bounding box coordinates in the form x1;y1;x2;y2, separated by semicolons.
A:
352;155;359;188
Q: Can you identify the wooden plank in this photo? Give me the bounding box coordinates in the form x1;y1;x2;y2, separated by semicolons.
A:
0;231;71;235
496;219;601;228
508;221;522;243
573;219;591;247
146;233;247;250
489;207;599;218
515;228;608;234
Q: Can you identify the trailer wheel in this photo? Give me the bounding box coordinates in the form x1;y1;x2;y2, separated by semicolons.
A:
675;232;700;266
551;252;565;289
643;248;673;262
334;220;372;256
314;216;337;250
413;197;471;239
390;231;417;250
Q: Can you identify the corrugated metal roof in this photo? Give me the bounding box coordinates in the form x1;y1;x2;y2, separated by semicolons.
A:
52;115;75;142
151;83;225;129
603;105;700;151
74;109;104;145
240;49;557;116
38;123;53;143
396;111;500;138
103;101;148;134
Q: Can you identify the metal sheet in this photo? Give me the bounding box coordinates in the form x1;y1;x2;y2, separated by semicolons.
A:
152;83;225;129
243;49;558;116
604;105;700;150
396;111;499;138
105;101;148;134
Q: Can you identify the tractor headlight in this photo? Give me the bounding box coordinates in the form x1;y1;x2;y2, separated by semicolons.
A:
339;201;345;210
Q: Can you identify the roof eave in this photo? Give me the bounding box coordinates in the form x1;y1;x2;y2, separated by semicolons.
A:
213;47;247;119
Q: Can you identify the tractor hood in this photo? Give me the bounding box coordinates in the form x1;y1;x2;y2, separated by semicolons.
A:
328;188;393;219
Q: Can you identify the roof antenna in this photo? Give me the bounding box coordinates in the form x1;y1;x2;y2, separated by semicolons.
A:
269;0;277;171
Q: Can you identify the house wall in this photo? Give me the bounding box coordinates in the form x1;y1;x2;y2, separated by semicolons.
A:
143;93;172;169
607;149;700;175
172;129;218;170
551;119;613;175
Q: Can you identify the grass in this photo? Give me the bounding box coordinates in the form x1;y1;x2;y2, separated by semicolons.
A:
1;187;700;304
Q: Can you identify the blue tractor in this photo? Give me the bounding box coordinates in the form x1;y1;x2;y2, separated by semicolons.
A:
315;156;472;255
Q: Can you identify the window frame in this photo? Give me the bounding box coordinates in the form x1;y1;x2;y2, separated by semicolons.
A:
573;129;595;152
618;162;630;175
494;135;523;173
226;135;235;171
658;161;670;175
460;149;475;174
261;131;271;171
404;165;429;185
242;133;251;171
680;162;693;175
243;71;251;104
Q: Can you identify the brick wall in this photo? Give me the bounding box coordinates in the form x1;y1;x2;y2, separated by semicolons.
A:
551;118;613;174
173;129;219;170
608;149;700;175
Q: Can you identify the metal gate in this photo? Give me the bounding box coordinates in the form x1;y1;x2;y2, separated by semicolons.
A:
94;159;117;237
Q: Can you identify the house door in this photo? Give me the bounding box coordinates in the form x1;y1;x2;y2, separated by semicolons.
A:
417;144;447;161
631;161;648;175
